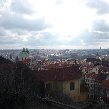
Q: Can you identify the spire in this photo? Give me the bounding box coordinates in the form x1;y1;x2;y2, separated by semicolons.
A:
22;48;25;52
25;48;29;54
96;52;99;57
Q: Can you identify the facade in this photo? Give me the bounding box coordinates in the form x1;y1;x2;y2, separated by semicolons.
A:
83;73;100;99
44;79;85;102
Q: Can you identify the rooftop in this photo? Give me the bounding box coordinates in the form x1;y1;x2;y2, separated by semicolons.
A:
33;65;82;81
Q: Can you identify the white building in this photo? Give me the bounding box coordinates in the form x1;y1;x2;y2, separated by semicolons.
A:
84;73;100;99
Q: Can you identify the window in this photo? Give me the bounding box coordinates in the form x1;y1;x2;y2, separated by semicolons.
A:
70;82;75;91
46;83;52;90
90;84;94;88
86;79;89;82
91;95;94;98
85;79;87;82
90;89;94;93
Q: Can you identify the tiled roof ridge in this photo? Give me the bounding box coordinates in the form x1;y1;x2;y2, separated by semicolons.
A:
33;65;82;81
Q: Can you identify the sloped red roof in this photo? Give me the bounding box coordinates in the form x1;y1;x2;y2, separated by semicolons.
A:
23;58;31;64
102;80;109;89
0;64;16;69
84;73;98;79
33;66;82;81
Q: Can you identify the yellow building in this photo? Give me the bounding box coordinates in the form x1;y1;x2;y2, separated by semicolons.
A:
35;65;88;102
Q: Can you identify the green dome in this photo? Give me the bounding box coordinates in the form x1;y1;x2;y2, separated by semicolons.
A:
19;48;30;61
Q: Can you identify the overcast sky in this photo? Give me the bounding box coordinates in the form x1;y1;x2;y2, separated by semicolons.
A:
0;0;109;49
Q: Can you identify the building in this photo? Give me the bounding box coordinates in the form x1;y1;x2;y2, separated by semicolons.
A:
19;48;30;61
33;65;88;102
102;80;109;103
83;73;100;99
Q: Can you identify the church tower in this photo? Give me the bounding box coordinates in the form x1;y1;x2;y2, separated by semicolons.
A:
19;48;30;61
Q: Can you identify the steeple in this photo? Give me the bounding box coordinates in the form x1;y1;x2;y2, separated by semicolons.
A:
96;52;100;59
22;48;25;52
25;48;29;54
96;52;99;57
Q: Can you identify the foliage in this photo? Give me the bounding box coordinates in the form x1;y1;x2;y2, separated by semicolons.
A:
0;56;43;108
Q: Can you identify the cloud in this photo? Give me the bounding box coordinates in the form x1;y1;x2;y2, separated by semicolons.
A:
92;20;109;32
0;35;20;46
0;27;7;36
0;0;51;32
0;0;6;7
0;13;50;31
79;29;109;47
75;18;109;48
84;0;109;15
0;29;59;48
11;0;35;15
0;0;52;48
24;32;59;46
55;0;63;5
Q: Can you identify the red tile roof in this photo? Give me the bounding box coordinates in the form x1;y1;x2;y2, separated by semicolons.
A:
33;66;82;81
84;73;98;79
42;62;73;70
82;64;94;70
23;58;31;64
